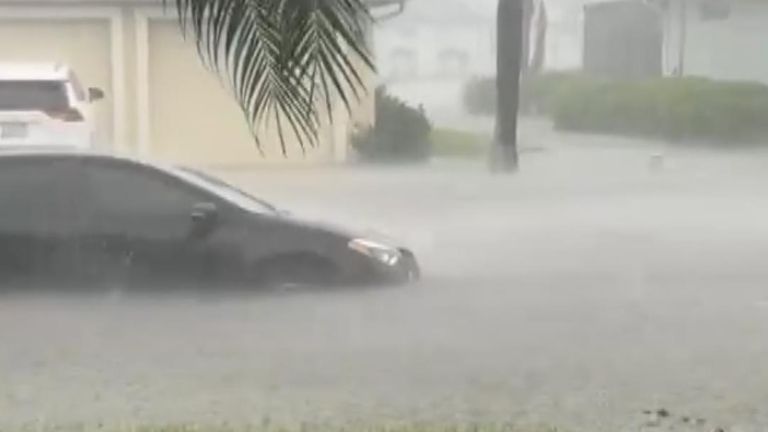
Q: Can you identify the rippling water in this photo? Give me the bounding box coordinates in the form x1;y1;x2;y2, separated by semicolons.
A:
3;140;768;431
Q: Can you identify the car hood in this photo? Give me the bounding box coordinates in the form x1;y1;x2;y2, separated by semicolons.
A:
280;213;404;248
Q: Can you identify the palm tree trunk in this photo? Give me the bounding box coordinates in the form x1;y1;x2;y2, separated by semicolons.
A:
492;0;526;171
677;0;688;76
530;0;548;75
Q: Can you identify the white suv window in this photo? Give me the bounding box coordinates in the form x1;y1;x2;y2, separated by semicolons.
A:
0;80;70;111
67;71;86;102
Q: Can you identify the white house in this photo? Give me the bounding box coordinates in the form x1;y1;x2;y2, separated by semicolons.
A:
537;0;589;71
547;0;768;85
373;0;559;125
374;0;496;82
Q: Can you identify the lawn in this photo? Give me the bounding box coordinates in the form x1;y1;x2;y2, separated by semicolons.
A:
430;129;490;158
6;424;562;432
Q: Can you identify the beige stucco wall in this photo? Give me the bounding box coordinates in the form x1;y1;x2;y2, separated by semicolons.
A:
119;10;139;152
145;19;337;166
136;8;376;166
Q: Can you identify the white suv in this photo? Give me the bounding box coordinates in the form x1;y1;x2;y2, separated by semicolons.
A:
0;63;104;149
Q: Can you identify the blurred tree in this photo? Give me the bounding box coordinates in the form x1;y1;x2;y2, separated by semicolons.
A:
529;0;548;75
521;0;547;113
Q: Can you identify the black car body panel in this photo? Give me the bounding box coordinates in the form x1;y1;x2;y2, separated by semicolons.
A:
0;151;419;291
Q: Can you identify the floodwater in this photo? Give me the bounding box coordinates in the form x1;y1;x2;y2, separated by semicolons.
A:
3;134;768;431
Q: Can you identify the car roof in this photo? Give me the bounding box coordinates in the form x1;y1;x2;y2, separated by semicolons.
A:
0;147;208;180
0;62;71;81
0;147;201;183
0;146;106;157
0;147;156;167
0;147;285;214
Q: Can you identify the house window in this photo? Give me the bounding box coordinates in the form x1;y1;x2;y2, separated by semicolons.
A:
437;49;470;77
645;0;671;11
400;25;418;39
390;48;418;79
699;0;731;20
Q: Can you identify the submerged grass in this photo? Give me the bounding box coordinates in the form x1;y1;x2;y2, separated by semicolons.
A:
431;129;490;158
4;423;564;432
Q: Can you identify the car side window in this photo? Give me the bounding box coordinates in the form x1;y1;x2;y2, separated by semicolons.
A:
83;162;206;216
0;160;72;233
80;161;210;237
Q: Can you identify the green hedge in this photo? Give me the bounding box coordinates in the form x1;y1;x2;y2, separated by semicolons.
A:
463;72;587;116
352;87;432;162
552;77;768;144
464;73;768;144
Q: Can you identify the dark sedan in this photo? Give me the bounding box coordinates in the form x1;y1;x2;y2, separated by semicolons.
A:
0;150;420;290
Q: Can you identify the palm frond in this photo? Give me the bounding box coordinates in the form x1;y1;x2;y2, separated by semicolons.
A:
169;0;374;154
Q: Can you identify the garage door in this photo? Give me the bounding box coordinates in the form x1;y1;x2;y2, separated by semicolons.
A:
147;20;335;165
0;19;113;149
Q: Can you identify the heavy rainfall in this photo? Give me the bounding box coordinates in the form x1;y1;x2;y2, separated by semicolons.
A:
2;0;768;432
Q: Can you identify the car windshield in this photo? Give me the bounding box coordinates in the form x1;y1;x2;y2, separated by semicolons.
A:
173;166;279;215
0;80;68;111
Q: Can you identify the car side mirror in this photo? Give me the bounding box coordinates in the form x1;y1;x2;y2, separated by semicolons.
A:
190;202;218;237
88;87;105;102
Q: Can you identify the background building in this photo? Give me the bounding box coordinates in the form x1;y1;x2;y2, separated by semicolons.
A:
555;0;768;84
374;0;496;82
662;0;768;84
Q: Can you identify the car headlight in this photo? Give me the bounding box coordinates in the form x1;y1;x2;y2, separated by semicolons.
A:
348;239;402;266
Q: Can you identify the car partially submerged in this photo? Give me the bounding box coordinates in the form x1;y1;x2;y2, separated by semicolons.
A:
0;149;420;291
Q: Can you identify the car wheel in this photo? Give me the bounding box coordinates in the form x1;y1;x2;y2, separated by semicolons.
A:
400;250;421;282
406;260;421;282
253;254;339;290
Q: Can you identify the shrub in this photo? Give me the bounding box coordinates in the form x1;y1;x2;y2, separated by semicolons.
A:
551;77;768;144
352;87;432;163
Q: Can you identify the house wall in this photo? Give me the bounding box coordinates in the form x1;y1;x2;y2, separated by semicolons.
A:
583;1;664;79
375;22;495;82
373;0;499;83
529;0;768;84
664;0;768;84
0;3;375;166
141;16;340;165
544;0;585;71
374;0;586;80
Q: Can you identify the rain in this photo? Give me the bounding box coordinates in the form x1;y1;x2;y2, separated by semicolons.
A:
2;0;768;431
